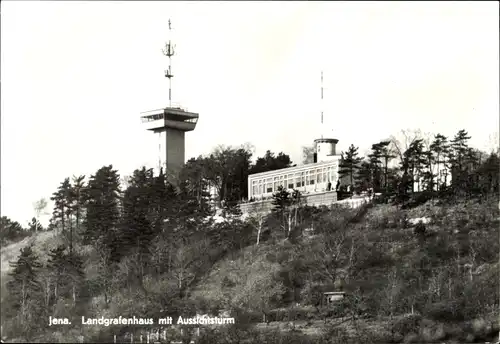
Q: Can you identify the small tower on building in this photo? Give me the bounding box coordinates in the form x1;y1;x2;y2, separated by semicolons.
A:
314;71;339;163
140;19;199;174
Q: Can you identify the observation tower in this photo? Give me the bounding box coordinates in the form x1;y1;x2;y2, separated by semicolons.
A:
140;19;199;174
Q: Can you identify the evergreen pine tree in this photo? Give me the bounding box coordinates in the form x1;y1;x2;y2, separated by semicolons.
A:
7;245;44;339
271;186;293;234
396;140;426;203
396;159;412;206
272;185;291;214
46;245;67;304
421;148;435;193
355;161;372;194
70;175;86;254
82;165;121;253
64;181;75;249
368;143;385;193
0;216;26;245
82;165;121;306
405;139;426;193
449;129;472;194
50;178;72;233
377;141;396;195
429;134;450;192
28;217;43;232
66;251;85;306
338;144;362;194
476;153;500;196
121;167;155;283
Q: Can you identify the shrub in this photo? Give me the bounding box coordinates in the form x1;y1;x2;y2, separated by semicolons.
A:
221;276;235;288
400;214;410;228
266;307;314;322
372;214;391;230
413;221;426;236
232;308;262;324
406;191;434;209
277;331;314;344
321;327;350;344
441;323;466;342
419;321;447;343
285;308;311;321
402;332;420;343
423;301;465;322
391;314;422;337
276;250;290;264
350;203;372;223
267;309;286;322
197;328;220;344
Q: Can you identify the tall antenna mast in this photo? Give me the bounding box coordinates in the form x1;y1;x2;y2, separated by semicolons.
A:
163;19;175;107
320;70;324;139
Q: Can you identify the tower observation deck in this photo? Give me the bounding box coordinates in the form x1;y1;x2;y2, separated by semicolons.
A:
140;19;199;174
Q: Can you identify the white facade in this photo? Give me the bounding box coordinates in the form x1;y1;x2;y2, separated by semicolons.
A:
314;138;338;163
248;158;341;200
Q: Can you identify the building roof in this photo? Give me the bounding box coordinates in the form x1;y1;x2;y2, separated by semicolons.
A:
314;138;339;144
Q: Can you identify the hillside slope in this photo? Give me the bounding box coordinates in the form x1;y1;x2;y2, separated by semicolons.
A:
1;231;58;278
1;198;499;343
191;199;499;343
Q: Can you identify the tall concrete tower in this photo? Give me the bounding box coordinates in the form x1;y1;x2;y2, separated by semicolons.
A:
314;71;338;163
140;19;199;174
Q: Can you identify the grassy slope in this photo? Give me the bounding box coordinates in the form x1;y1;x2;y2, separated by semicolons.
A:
1;231;62;301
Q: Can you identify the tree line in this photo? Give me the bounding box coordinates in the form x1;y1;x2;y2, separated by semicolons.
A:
336;129;498;204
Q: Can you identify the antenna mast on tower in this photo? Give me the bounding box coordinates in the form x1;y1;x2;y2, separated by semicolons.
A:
320;70;324;139
163;19;175;107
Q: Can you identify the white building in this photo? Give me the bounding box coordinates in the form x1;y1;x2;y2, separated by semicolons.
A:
247;138;341;201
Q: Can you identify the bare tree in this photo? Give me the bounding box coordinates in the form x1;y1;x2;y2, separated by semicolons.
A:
342;238;357;285
33;198;49;221
39;268;52;309
382;267;400;320
487;131;499;154
120;175;132;189
428;266;444;302
96;245;113;307
302;145;315;164
240;141;256;155
232;261;285;323
389;129;424;165
310;231;349;285
170;239;210;299
247;201;269;245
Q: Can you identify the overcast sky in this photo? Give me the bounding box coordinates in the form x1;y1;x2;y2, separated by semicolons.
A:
1;1;498;226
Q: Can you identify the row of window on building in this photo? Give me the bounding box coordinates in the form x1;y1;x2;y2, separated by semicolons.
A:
249;165;339;197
